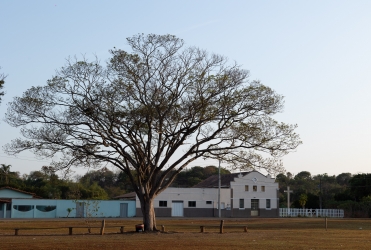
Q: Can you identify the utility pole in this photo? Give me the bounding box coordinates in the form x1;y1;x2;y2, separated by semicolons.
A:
319;176;322;210
218;159;221;218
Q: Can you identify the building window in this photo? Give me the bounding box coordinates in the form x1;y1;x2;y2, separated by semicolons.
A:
188;201;196;207
253;185;257;192
261;186;265;192
36;205;57;212
13;205;34;212
206;201;212;205
159;201;167;207
245;185;249;191
239;199;244;209
266;199;271;209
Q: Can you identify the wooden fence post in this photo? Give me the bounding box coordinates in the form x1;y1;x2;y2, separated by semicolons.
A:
100;219;106;235
220;220;224;234
69;227;73;235
244;226;248;232
200;226;205;233
161;225;165;232
120;226;125;234
325;217;328;231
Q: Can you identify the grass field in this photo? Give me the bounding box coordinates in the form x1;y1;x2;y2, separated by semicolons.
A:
0;218;370;249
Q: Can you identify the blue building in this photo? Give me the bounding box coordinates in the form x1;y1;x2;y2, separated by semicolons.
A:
0;187;136;219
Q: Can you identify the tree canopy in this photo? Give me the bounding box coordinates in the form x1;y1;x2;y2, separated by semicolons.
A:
0;67;6;103
4;34;301;230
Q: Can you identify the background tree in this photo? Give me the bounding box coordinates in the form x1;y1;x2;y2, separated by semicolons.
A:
0;164;11;185
0;66;6;103
171;165;231;187
299;193;308;209
4;34;301;231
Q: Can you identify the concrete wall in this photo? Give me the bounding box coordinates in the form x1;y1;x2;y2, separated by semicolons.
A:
136;188;231;209
10;199;136;218
136;187;232;217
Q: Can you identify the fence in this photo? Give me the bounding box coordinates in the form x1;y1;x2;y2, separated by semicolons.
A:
279;208;344;218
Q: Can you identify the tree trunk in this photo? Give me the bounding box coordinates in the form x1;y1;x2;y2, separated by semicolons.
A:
140;198;157;232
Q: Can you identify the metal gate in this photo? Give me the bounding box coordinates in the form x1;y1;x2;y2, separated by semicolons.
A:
76;202;85;218
120;203;128;218
171;201;184;217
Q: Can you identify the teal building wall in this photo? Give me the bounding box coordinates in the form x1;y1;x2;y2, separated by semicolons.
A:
10;199;136;218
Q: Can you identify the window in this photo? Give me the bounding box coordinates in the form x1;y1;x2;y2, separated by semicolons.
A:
245;185;249;191
159;201;167;207
261;186;265;192
13;205;34;212
206;201;212;205
36;205;56;212
188;201;196;207
266;199;271;209
239;199;244;209
253;185;257;192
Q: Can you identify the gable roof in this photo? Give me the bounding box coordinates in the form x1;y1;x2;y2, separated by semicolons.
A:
113;192;136;200
192;172;251;188
0;186;40;198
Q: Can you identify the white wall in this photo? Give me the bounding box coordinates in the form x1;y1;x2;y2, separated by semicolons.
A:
231;171;278;209
137;187;231;209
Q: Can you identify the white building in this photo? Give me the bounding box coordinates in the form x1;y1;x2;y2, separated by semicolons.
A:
136;171;279;218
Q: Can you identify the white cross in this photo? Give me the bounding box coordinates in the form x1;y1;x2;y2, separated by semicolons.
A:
284;186;293;215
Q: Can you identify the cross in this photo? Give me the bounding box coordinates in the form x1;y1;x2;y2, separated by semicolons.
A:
284;186;293;215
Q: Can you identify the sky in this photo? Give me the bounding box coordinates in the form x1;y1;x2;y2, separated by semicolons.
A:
1;1;370;178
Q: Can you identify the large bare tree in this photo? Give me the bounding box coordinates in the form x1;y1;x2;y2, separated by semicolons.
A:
4;34;301;231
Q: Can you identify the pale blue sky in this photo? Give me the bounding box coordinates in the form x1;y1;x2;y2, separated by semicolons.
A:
1;1;370;177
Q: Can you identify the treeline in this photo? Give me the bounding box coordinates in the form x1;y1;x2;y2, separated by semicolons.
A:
0;165;131;199
0;164;229;200
2;164;371;217
277;171;371;217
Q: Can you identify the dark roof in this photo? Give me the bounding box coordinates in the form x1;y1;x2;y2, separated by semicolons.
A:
192;172;251;188
0;198;11;203
113;192;136;200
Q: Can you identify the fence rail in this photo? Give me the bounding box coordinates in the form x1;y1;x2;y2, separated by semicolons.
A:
279;208;344;218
